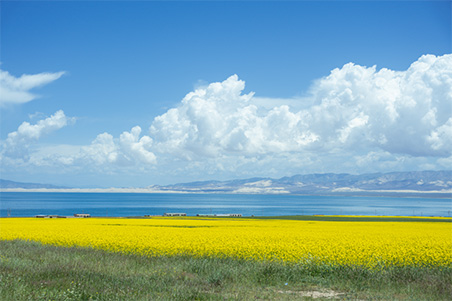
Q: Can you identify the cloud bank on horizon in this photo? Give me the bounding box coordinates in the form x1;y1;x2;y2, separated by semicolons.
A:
1;54;451;183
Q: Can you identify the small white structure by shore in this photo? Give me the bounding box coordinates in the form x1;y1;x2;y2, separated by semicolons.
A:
74;213;91;218
35;215;66;218
164;213;187;217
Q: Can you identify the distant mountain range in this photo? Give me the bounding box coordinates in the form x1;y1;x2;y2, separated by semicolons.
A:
0;179;69;189
149;171;452;195
1;171;451;196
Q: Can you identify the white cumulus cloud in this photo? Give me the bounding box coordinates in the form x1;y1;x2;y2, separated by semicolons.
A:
1;110;73;161
150;74;318;159
150;54;452;165
305;54;452;156
0;69;65;106
80;126;156;167
2;54;451;182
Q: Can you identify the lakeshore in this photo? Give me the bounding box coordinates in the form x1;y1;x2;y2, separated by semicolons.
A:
1;191;451;218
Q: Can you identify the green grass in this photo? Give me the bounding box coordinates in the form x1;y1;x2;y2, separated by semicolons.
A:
1;240;451;300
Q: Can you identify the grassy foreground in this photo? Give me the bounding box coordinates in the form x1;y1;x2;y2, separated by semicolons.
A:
1;240;451;300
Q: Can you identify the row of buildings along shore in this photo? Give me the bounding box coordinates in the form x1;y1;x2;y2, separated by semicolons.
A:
35;213;91;218
149;213;243;217
35;213;242;218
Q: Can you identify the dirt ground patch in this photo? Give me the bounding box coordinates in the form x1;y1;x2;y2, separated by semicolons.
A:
277;289;345;299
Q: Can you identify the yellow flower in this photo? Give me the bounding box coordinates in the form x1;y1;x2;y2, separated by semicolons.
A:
1;217;451;268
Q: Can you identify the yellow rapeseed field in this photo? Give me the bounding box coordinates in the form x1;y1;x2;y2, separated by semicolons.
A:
1;217;451;268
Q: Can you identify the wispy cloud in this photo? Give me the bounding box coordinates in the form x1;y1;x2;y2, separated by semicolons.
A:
0;69;65;107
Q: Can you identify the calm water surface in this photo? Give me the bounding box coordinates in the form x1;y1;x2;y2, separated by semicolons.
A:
1;192;451;217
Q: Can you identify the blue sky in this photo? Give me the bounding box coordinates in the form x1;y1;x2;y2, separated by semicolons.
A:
1;1;451;187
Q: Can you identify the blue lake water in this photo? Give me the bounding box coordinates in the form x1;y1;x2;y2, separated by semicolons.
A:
0;192;451;217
